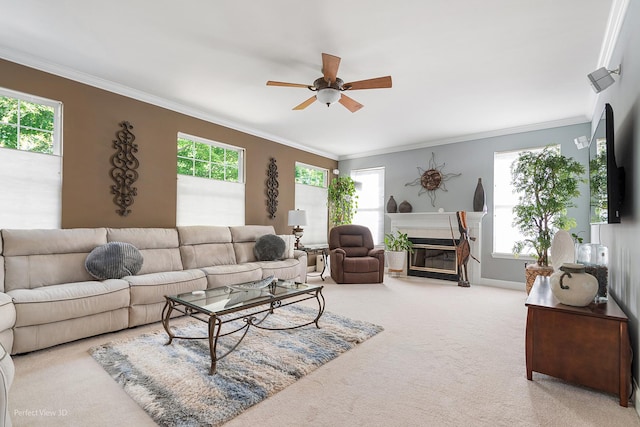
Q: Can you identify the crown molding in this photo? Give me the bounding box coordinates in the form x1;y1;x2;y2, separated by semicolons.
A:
598;0;629;68
338;116;589;161
0;47;339;161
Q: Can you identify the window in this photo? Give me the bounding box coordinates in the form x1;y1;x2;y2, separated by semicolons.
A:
295;163;327;187
177;133;242;182
351;167;385;245
176;133;245;226
294;163;329;245
0;88;62;228
0;89;61;155
493;146;554;255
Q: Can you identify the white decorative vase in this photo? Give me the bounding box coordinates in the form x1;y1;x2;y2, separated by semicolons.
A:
550;230;575;270
550;263;599;307
386;251;406;274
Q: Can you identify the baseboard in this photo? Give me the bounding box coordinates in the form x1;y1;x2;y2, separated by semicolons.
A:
383;269;526;292
476;278;525;291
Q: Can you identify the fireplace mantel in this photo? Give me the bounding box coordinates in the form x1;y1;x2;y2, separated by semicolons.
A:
387;212;486;284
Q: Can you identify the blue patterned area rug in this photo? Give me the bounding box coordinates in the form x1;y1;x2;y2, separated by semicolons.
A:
89;305;383;427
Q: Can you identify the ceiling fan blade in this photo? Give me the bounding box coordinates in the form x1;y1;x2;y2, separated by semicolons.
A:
338;94;364;113
266;81;310;88
293;96;317;110
343;76;392;90
322;53;341;84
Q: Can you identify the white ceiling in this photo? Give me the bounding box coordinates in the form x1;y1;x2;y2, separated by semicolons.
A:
0;0;621;160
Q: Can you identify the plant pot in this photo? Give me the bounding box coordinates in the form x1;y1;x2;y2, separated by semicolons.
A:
386;250;406;275
525;263;554;294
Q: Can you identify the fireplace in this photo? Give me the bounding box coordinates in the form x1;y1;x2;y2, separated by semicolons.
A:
387;211;485;284
408;237;459;281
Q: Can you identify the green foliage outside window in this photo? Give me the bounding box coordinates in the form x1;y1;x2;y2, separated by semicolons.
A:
295;164;327;187
177;136;241;182
0;95;55;154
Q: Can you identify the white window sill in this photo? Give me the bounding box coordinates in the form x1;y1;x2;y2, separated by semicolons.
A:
491;252;536;262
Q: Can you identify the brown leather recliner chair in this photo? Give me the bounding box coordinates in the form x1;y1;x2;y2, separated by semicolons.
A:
329;225;385;284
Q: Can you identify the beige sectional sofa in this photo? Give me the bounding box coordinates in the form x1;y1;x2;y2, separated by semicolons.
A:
0;225;306;355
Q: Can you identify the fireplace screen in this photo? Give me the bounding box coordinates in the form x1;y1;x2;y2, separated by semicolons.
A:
408;238;459;281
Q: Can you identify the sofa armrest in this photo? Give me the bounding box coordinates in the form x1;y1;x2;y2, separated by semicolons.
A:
0;342;14;427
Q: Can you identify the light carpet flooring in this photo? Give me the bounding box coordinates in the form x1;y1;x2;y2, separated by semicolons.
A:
9;275;640;427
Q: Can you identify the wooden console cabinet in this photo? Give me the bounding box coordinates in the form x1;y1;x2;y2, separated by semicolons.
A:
525;276;632;406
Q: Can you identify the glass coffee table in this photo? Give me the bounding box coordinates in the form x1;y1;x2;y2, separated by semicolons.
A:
162;278;325;374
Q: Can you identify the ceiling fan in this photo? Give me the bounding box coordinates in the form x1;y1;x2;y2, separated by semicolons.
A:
266;53;392;113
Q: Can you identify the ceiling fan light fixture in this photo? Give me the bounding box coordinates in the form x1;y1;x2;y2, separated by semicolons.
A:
316;88;341;106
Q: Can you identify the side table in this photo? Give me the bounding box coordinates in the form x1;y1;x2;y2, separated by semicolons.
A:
301;245;329;281
525;276;632;406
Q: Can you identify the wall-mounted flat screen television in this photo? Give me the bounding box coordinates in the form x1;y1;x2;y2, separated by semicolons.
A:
589;103;625;224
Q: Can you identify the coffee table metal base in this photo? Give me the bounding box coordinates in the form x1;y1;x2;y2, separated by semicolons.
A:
162;286;325;374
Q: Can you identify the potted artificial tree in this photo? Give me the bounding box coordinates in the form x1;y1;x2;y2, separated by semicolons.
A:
384;231;414;275
328;176;358;227
511;146;585;293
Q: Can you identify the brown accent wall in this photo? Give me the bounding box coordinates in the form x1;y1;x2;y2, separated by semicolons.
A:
0;59;337;234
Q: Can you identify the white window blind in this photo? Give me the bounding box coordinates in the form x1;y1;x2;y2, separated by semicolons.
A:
0;148;62;228
176;175;245;226
0;88;62;229
176;133;245;226
294;163;329;246
295;182;328;246
351;167;385;245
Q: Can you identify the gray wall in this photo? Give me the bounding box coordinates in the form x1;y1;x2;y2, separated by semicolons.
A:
343;1;640;387
590;1;640;384
339;122;591;284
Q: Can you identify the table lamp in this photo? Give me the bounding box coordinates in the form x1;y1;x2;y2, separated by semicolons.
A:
287;209;308;249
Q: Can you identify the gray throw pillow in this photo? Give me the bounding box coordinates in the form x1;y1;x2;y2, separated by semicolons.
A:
254;234;286;261
85;242;144;280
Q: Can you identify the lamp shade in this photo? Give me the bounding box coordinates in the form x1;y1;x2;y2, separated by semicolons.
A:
288;209;308;226
316;88;340;105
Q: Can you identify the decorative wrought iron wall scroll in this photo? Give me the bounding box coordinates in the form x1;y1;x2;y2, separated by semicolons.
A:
266;157;279;218
110;121;139;216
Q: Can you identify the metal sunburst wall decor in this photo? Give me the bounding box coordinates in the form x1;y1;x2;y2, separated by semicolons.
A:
405;152;461;207
110;121;139;216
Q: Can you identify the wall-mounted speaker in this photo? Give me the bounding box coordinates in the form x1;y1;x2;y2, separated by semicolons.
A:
587;66;621;93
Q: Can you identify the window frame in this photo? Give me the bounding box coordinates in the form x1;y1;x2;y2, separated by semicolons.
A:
351;166;385;245
295;162;328;188
0;86;63;156
0;87;63;229
177;132;245;183
294;162;329;246
492;145;558;259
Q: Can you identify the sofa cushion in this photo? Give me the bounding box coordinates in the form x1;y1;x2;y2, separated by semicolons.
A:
229;225;275;243
200;263;263;288
231;226;275;264
1;228;107;257
254;235;285;261
107;228;184;274
178;226;237;269
2;228;108;291
255;259;302;280
125;270;207;306
85;242;144;280
276;234;295;259
8;279;130;327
